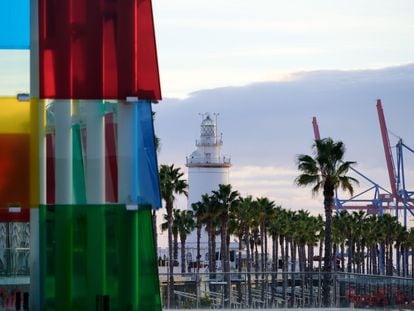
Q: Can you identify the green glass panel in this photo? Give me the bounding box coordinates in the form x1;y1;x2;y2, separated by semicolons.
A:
39;204;161;311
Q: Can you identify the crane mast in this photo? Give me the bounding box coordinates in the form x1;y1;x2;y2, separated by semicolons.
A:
376;99;398;199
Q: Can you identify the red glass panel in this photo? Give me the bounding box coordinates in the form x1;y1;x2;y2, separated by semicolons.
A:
0;208;30;222
0;134;30;209
39;0;161;100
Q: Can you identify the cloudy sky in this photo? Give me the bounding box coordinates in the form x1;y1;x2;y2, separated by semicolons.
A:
150;1;414;228
1;1;414;225
152;0;414;98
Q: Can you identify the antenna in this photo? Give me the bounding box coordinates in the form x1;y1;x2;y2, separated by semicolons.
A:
198;112;207;121
213;113;219;137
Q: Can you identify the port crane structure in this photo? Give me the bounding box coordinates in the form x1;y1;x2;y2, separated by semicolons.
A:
312;100;414;228
377;100;414;228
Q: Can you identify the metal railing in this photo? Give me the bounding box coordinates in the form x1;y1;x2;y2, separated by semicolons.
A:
159;271;414;309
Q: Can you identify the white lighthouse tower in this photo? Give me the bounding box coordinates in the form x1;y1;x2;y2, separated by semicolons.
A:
186;113;231;245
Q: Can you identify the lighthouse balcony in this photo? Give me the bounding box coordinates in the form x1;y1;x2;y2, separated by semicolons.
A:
186;155;231;167
195;138;223;147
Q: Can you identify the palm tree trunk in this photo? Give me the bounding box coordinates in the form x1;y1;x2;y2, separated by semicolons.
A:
212;226;217;274
285;237;290;307
347;236;352;273
300;244;305;307
411;246;414;278
196;225;201;273
254;235;259;288
380;243;385;275
388;242;393;276
308;243;314;307
322;191;334;308
290;240;296;307
173;232;178;262
396;244;401;276
166;202;175;308
196;224;201;303
280;236;287;308
291;241;296;272
356;243;361;273
319;238;323;272
361;242;366;274
237;233;243;304
207;222;213;273
260;226;266;303
180;234;186;273
246;232;252;307
220;215;230;307
271;234;277;306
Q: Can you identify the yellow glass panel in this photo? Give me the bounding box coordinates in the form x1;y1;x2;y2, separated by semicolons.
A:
0;97;30;133
0;97;39;208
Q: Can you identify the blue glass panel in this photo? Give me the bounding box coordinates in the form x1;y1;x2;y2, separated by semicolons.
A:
137;101;161;209
0;0;30;49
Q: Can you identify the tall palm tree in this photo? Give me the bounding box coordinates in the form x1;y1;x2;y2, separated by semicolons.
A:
352;211;366;273
236;195;255;306
229;195;254;306
295;138;358;307
191;201;205;274
175;210;195;273
161;211;180;264
159;164;188;307
268;205;282;306
332;211;348;272
378;213;398;276
256;197;275;301
211;184;240;307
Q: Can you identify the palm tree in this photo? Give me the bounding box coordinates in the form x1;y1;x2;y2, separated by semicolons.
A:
175;210;195;273
237;195;255;306
256;197;275;301
378;213;398;276
191;201;205;274
159;164;188;307
229;195;254;306
161;210;179;264
352;211;366;273
211;184;240;306
295;138;358;307
268;205;282;306
332;211;348;272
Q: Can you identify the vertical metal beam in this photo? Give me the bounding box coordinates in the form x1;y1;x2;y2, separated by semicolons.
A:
30;0;41;309
398;142;408;228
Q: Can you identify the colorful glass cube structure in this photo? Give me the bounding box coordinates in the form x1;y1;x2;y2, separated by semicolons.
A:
0;0;163;310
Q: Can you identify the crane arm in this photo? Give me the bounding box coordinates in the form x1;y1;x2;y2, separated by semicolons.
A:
376;99;398;198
